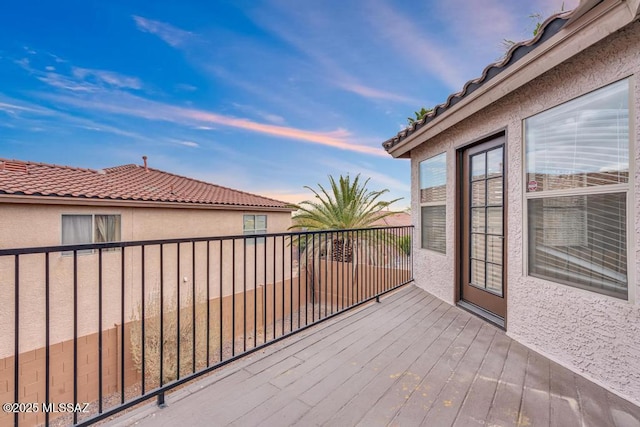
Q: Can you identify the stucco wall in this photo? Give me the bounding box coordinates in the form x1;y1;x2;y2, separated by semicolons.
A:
0;203;292;358
0;203;292;248
411;143;457;305
411;20;640;404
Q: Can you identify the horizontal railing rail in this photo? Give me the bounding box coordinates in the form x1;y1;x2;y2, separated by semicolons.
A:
1;226;413;426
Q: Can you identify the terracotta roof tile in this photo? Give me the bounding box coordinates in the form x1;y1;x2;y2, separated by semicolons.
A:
371;212;411;227
0;158;290;209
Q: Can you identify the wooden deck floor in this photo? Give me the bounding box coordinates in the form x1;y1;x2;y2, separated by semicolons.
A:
108;285;640;427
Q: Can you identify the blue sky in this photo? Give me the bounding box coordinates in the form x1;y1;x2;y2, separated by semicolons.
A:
0;0;575;208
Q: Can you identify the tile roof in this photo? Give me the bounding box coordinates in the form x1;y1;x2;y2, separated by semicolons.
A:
0;158;291;209
382;8;578;152
371;211;411;227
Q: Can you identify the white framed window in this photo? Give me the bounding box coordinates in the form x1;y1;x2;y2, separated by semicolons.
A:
524;78;630;299
419;152;447;253
62;214;121;254
243;214;267;244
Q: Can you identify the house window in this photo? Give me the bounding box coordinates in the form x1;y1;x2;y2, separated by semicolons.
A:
62;214;121;253
243;214;267;244
524;78;629;299
419;152;446;253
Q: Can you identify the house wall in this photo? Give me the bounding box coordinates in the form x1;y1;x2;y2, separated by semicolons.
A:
0;203;292;359
410;19;640;405
0;203;292;248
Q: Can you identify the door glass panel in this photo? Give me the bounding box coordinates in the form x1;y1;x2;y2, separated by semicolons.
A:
486;264;503;295
472;181;486;206
464;141;506;317
487;147;503;176
471;208;485;233
472;153;486;180
471;260;485;287
487;236;503;265
487;178;503;205
487;207;502;235
471;234;485;260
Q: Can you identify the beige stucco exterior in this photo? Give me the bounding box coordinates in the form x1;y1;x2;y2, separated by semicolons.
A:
408;16;640;405
0;201;292;359
0;202;292;248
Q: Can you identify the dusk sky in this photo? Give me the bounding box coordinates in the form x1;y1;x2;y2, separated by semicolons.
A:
0;0;576;208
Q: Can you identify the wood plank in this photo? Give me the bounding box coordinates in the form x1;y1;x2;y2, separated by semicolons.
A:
485;339;529;426
519;350;551;426
548;360;582;427
287;296;444;407
255;399;311;427
605;390;640;427
328;311;478;426
575;372;616;427
418;323;498;427
105;285;640;427
228;388;308;426
268;289;432;389
243;286;423;375
295;304;460;427
453;331;511;427
386;316;484;425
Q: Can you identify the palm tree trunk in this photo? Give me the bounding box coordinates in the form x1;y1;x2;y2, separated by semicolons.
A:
332;238;353;263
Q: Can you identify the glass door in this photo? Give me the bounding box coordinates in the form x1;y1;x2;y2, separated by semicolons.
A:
460;136;506;320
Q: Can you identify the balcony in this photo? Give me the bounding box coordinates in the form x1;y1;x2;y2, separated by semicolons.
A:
2;225;639;426
0;226;412;426
107;284;640;427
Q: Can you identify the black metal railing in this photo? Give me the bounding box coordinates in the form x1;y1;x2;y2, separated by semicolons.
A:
0;226;413;426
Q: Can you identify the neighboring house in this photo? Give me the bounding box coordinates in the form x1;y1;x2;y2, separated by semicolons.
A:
0;157;293;248
370;211;411;227
0;157;294;403
383;0;640;406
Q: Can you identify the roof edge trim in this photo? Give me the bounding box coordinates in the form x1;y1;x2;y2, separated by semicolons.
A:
0;194;296;212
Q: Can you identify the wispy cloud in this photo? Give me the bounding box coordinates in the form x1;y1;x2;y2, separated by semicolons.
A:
37;72;94;92
0;93;145;140
435;0;578;67
363;0;467;90
175;83;197;92
319;157;410;194
175;140;199;148
72;67;142;90
335;82;421;104
247;4;418;105
0;101;48;115
208;65;327;124
232;103;286;125
184;109;382;155
132;15;193;47
37;90;385;156
14;53;143;93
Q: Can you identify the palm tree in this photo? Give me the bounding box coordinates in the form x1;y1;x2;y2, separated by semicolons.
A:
288;175;406;307
288;174;401;263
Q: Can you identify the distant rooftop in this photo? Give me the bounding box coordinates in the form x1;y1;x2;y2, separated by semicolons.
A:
0;158;291;209
371;211;411;227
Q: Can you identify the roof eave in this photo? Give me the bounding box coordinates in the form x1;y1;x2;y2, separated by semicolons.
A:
0;194;295;212
386;0;634;159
